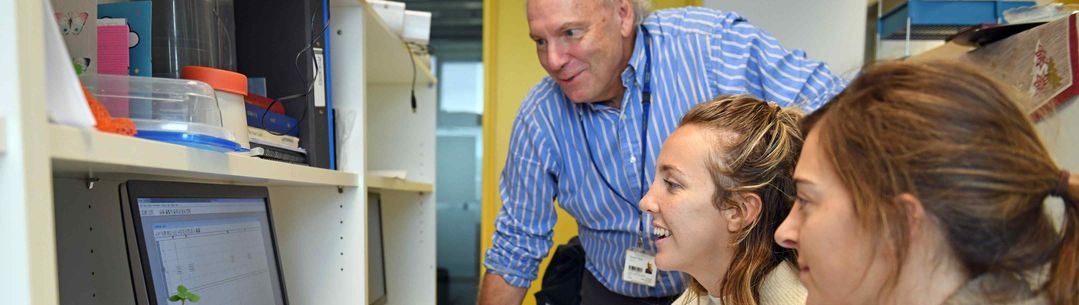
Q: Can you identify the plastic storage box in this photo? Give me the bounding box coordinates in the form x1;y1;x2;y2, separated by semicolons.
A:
181;66;250;149
879;0;1037;39
80;73;246;152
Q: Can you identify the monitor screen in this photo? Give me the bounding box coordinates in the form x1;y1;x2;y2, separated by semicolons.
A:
121;181;288;305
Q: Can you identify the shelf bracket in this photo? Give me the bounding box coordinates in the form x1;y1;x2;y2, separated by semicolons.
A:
86;177;100;190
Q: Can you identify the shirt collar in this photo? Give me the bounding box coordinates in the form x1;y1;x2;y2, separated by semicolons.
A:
620;26;649;89
584;26;649;112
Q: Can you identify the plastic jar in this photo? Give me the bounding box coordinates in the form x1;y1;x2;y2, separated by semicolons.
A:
181;66;250;149
152;0;237;78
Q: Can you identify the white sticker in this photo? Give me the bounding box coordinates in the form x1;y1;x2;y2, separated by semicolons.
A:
622;249;657;287
313;48;327;107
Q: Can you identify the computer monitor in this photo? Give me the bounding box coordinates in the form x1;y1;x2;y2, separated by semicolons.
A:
367;192;388;305
120;180;289;305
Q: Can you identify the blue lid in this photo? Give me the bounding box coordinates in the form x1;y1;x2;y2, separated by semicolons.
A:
136;130;248;153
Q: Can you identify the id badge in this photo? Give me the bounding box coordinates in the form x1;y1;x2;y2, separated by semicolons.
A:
622;248;657;287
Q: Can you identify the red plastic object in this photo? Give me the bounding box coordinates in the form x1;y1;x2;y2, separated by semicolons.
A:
180;66;248;96
244;93;286;115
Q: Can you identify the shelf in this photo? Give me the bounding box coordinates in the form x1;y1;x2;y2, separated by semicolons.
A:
362;1;437;86
49;124;359;187
366;174;433;192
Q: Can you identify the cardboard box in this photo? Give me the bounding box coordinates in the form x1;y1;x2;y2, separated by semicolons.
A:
965;14;1078;120
918;14;1079;121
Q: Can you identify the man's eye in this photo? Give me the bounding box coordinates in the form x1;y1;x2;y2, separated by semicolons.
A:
566;29;581;37
534;38;546;47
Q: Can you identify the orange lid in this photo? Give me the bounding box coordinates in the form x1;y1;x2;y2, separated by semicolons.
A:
181;66;248;96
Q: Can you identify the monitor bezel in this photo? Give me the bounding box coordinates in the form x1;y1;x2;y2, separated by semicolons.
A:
120;180;290;305
367;192;389;305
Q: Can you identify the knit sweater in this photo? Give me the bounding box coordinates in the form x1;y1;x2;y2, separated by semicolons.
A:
942;272;1049;305
671;262;806;305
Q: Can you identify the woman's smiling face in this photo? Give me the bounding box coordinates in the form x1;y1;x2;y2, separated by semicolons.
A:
639;125;734;275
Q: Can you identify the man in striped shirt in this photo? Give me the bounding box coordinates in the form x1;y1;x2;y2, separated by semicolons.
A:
480;0;846;304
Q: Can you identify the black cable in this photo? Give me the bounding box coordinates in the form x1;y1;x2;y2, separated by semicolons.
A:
260;7;330;137
406;41;418;113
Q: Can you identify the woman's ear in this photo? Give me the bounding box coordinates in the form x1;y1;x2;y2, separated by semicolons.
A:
895;193;927;238
725;192;763;232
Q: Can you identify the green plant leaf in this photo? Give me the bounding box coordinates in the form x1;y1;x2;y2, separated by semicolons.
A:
188;294;201;302
169;295;182;302
177;285;189;294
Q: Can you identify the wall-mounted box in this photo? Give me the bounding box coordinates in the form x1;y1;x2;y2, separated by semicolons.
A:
402;10;431;45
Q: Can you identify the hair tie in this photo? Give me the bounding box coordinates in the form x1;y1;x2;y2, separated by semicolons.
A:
1053;170;1070;198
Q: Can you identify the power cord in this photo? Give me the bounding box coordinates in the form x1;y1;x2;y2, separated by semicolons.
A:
406;41;419;113
260;7;329;136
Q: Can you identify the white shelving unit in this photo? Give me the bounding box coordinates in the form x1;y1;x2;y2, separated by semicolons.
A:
0;116;6;155
332;1;438;304
1;0;436;304
367;175;434;193
50;124;359;186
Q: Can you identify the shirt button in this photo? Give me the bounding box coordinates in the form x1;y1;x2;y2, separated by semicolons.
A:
620;113;626;120
630;156;637;163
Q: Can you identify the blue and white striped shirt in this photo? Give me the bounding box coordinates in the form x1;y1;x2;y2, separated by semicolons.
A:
484;7;846;298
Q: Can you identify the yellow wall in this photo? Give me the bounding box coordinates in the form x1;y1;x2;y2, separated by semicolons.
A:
481;1;700;304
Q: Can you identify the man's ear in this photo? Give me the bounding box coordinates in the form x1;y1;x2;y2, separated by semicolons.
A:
725;192;763;233
617;0;635;37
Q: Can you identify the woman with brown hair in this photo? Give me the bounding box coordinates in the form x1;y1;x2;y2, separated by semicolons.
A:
775;60;1079;305
639;94;806;305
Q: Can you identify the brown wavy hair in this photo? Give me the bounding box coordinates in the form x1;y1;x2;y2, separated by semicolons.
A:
679;94;802;305
805;60;1078;305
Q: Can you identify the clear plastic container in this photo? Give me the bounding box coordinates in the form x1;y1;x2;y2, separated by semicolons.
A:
1003;3;1079;24
181;66;250;149
80;73;245;152
151;0;237;78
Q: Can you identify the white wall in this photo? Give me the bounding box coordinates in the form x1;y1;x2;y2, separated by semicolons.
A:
702;0;867;79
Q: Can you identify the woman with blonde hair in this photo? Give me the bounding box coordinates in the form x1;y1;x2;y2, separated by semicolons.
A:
775;61;1078;305
640;94;807;305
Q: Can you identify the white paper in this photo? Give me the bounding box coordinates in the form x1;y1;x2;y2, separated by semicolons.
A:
44;0;96;128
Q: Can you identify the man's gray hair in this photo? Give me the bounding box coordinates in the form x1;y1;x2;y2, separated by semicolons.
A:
618;0;652;26
525;0;653;26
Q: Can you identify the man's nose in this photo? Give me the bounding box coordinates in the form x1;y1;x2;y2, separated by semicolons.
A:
544;43;570;72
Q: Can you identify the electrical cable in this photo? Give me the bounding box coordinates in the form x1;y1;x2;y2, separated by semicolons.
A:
260;7;330;136
406;41;419;113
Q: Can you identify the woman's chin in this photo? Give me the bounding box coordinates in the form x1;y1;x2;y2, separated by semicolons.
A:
653;253;679;272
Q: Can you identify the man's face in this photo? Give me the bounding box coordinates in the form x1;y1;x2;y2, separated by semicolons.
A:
527;0;635;103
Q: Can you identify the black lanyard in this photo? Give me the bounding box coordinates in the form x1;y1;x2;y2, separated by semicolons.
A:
579;28;653;207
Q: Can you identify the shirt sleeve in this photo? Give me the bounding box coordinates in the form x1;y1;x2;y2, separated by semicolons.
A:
482;94;561;288
708;12;847;112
